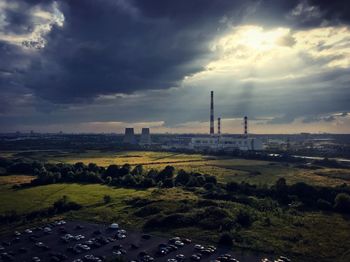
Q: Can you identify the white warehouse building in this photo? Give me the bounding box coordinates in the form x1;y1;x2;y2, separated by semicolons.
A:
189;136;263;151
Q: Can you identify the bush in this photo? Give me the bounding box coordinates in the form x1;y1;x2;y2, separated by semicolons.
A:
134;206;161;217
53;195;81;213
103;195;112;204
162;178;174;188
316;199;332;211
175;169;190;185
218;233;233;246
203;182;215;190
235;209;253;227
334;193;350;213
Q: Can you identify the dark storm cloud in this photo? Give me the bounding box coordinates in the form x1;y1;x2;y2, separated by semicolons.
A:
16;0;257;103
1;0;350;132
2;0;349;104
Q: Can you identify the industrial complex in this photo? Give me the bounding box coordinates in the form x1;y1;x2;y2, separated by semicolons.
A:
123;91;263;151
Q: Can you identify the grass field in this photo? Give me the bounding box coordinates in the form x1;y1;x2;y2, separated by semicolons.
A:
3;150;349;187
0;176;350;262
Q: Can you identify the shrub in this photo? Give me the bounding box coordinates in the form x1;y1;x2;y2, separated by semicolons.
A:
218;233;233;246
134;206;161;217
53;195;81;213
334;193;350;213
204;182;215;190
162;178;174;188
235;209;253;227
316;199;332;211
175;169;190;185
103;195;112;204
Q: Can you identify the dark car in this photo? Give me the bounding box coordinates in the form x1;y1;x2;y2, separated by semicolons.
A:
141;234;151;240
191;254;201;261
1;252;14;261
19;247;28;254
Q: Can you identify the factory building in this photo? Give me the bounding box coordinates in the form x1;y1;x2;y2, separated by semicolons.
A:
189;91;264;152
190;136;263;151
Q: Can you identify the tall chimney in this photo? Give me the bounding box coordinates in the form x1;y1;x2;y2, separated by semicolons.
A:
244;116;248;137
210;91;214;135
218;117;221;136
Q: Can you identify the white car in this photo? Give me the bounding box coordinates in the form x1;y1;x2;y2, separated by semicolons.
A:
175;241;184;247
25;229;33;234
110;223;119;229
79;244;90;251
75;235;85;240
194;244;204;250
117;233;126;239
43;227;52;233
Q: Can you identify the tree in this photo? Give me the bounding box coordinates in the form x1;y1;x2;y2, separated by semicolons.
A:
131;165;143;176
122;174;137;187
334;193;350;213
105;165;120;178
204;183;215;191
119;164;131;176
175;169;190;185
226;182;239;192
105;176;112;185
140;177;155;188
205;175;217;185
235;209;253;227
146;169;158;180
275;177;289;204
218;233;233;246
103;195;111;204
156;166;175;182
317;199;332;211
88;163;99;172
162;178;174;188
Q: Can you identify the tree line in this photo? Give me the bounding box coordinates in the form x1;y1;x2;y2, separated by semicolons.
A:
1;157;350;214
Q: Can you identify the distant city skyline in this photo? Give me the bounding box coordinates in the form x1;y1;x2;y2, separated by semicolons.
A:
0;0;349;134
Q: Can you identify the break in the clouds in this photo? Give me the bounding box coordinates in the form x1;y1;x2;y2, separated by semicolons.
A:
0;0;350;133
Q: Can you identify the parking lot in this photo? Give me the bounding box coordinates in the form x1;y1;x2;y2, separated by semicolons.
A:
0;220;285;262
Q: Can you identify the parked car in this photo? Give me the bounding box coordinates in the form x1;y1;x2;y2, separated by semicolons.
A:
191;254;201;261
25;229;33;234
142;234;151;240
176;254;185;261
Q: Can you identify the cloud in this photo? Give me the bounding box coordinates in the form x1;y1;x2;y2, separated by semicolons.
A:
1;0;350;133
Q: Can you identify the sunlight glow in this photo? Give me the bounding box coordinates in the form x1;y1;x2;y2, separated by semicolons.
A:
185;25;350;84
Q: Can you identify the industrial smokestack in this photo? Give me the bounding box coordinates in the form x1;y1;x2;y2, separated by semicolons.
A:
218;117;221;136
244;116;248;137
210;91;214;135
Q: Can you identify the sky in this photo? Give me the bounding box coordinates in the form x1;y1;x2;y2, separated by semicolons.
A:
0;0;349;134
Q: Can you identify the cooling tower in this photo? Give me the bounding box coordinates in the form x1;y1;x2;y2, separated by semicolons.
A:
123;128;137;144
140;128;152;145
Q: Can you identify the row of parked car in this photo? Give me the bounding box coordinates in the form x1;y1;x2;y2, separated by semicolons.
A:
0;220;292;262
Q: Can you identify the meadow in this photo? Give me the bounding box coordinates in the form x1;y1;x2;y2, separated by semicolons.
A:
5;149;349;187
0;175;350;262
1;150;350;261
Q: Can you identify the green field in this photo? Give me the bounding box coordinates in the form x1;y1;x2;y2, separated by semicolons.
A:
1;150;350;261
0;176;350;262
4;150;349;187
